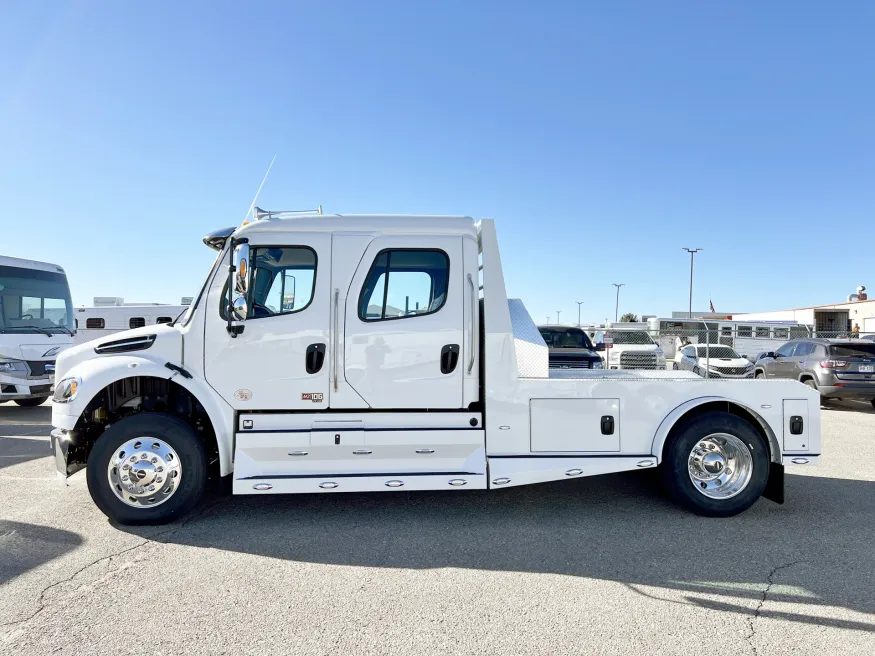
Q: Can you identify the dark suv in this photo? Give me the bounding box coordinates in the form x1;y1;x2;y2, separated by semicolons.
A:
537;325;603;370
755;338;875;407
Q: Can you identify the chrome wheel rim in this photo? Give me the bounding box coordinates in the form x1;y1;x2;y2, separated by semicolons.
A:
687;433;753;500
107;438;182;508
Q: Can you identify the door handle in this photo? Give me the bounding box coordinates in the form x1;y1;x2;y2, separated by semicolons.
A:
305;344;326;374
600;415;615;435
440;344;460;374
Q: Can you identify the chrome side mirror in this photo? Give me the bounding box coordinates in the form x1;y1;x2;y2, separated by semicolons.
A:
230;296;248;321
231;242;250;321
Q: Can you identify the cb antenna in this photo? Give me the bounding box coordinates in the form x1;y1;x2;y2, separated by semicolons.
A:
243;154;277;223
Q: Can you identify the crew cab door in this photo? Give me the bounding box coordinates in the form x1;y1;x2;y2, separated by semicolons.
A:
341;235;465;409
204;233;331;409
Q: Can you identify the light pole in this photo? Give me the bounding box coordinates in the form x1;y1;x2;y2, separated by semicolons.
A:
546;316;551;325
576;301;584;326
612;283;624;322
682;248;703;318
556;310;561;324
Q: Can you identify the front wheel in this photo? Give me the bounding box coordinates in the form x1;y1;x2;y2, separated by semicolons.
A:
86;413;207;525
661;412;769;517
14;396;49;407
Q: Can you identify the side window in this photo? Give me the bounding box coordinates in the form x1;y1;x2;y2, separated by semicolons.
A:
239;246;317;319
776;342;797;357
358;250;450;321
86;317;104;329
755;327;770;338
156;316;172;324
795;342;812;357
737;325;753;338
129;317;145;329
774;327;789;340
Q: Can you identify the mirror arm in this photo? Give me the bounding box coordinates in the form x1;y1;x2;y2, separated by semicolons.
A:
225;237;249;337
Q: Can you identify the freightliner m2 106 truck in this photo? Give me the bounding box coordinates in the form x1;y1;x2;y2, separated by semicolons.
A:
50;213;819;524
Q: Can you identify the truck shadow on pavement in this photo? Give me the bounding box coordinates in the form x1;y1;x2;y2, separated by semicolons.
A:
0;521;83;585
129;470;874;633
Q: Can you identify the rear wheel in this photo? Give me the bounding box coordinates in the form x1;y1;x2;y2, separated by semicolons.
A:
661;412;769;517
14;397;49;407
755;370;764;379
86;413;207;525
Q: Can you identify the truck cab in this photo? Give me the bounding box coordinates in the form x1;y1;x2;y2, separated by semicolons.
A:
50;213;820;525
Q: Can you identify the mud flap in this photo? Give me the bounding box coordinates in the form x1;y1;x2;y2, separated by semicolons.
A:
763;462;785;504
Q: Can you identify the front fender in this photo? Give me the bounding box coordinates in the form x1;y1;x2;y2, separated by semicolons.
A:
650;395;783;465
52;355;234;476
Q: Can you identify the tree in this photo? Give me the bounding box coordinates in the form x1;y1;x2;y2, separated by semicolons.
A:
620;312;639;323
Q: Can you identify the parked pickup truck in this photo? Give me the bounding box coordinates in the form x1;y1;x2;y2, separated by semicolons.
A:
537;325;603;371
50;213;820;525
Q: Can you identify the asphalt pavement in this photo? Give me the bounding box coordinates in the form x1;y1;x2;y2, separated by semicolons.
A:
1;400;873;655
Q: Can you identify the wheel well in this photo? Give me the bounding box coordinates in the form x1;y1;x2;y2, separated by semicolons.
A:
799;374;814;383
662;401;778;464
68;376;220;478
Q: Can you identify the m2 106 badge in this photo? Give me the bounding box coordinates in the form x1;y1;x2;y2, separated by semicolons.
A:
301;393;324;403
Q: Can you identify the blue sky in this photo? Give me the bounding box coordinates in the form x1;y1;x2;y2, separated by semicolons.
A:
2;1;873;323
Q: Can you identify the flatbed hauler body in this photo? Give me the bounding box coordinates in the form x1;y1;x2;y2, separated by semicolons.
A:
50;215;820;524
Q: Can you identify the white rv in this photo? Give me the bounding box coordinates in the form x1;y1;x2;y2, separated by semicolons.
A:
73;302;187;346
50;213;819;525
0;255;74;406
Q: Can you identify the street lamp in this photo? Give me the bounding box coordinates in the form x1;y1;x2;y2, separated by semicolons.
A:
682;248;703;318
556;310;561;324
546;316;551;324
576;301;584;326
612;283;624;322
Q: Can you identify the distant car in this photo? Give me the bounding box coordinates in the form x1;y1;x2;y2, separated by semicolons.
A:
602;329;666;370
673;344;755;379
537;325;603;370
755;338;875;407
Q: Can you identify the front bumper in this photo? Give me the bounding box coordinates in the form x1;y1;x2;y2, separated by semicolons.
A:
50;428;85;477
0;380;53;401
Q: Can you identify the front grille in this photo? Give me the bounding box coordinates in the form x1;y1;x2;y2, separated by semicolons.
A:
711;366;750;376
25;360;55;377
549;358;592;369
619;352;658;370
28;384;51;395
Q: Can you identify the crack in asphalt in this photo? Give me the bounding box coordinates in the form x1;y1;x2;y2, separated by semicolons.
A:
0;498;222;632
745;560;801;655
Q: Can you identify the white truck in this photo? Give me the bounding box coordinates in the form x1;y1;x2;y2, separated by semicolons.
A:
0;255;74;406
50;213;820;525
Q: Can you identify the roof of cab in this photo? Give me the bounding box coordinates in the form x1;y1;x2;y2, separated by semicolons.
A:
0;254;66;273
235;214;478;239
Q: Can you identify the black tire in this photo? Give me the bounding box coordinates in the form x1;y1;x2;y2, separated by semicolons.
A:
86;413;207;525
660;412;770;517
14;396;49;407
755;370;764;379
671;362;679;370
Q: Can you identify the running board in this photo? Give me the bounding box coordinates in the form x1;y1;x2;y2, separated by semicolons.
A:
233;472;487;495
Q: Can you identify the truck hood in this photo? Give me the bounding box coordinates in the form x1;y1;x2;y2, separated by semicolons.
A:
2;338;73;361
54;324;183;382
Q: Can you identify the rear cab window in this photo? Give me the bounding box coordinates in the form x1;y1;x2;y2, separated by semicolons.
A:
358;250;449;321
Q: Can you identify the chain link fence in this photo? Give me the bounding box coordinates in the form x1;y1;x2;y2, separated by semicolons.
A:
567;324;875;379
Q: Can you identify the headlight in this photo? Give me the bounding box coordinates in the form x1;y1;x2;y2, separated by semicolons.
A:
52;377;82;404
0;358;29;378
592;360;603;369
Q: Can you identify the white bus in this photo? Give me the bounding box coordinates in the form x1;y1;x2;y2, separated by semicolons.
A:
0;255;74;406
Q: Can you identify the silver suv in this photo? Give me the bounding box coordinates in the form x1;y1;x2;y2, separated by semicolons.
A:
755;338;875;407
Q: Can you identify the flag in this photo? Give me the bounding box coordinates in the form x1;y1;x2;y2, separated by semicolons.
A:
709;299;715;313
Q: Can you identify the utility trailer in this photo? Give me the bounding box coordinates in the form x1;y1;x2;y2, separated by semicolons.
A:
50;214;820;524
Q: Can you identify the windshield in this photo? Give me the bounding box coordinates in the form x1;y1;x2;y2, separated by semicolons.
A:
605;331;653;345
0;264;74;334
539;327;593;349
696;346;739;359
829;343;875;358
